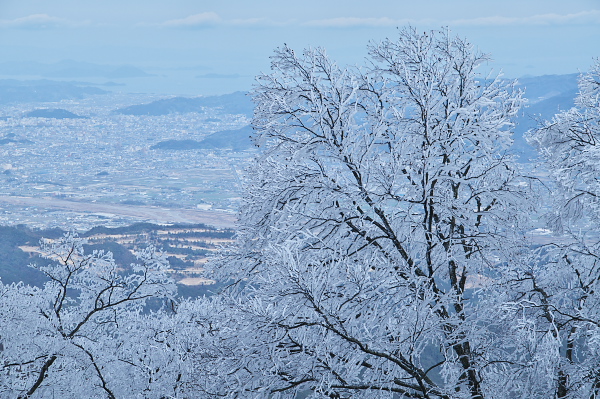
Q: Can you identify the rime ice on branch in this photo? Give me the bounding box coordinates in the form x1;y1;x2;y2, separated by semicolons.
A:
213;27;532;399
0;233;176;398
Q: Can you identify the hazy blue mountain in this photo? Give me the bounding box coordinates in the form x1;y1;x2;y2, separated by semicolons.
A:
101;81;126;87
0;137;33;145
0;79;107;104
152;125;254;151
0;60;151;79
196;125;253;150
25;108;87;119
151;139;205;150
516;73;579;103
115;91;253;116
511;74;579;160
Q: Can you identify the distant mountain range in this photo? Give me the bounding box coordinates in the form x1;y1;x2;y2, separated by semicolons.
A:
0;79;107;104
0;60;151;79
0;138;33;145
0;72;583;159
25;108;87;119
512;73;579;159
114;91;253;117
0;132;33;145
117;73;581;158
151;125;254;151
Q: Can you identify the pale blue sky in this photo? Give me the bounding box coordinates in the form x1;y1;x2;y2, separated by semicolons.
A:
0;1;598;94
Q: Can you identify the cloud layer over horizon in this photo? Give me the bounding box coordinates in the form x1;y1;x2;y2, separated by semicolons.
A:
3;9;600;30
0;0;597;94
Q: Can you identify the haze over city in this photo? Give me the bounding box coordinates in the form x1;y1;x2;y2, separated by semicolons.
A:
0;0;599;94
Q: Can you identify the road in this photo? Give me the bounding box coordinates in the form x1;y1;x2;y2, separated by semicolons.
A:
0;195;237;229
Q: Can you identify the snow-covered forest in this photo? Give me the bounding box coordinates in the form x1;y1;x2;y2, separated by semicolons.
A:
3;27;600;398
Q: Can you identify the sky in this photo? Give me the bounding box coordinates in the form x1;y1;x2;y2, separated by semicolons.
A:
0;0;599;95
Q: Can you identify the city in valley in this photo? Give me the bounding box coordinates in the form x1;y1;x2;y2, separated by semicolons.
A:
0;73;580;291
0;88;252;290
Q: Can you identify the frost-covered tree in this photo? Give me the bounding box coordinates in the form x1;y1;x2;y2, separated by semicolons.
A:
528;60;600;232
0;233;176;398
524;61;600;398
213;27;531;398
